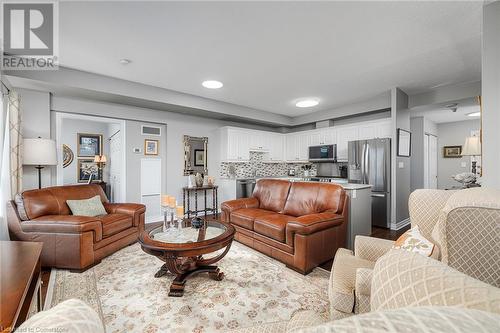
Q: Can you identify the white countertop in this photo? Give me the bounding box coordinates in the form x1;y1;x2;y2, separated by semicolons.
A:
220;177;372;190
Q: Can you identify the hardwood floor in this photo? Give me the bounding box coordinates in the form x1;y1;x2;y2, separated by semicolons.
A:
319;225;410;271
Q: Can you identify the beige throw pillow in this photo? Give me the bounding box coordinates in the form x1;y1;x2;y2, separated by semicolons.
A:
392;226;435;257
67;195;107;217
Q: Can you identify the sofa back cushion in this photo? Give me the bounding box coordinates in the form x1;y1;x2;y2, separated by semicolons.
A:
252;179;291;213
22;184;108;219
283;182;344;217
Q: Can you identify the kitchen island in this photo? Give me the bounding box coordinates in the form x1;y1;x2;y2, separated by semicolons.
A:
218;176;371;250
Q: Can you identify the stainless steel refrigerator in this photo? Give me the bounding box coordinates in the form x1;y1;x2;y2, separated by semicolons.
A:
348;138;391;228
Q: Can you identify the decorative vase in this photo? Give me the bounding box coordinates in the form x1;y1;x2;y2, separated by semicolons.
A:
195;173;204;187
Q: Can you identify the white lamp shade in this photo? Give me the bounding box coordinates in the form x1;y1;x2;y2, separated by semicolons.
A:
461;136;481;156
23;138;58;166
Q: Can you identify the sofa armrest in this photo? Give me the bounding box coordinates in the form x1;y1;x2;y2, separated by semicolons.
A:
221;197;259;222
354;236;395;262
103;203;146;227
286;212;344;246
21;215;103;242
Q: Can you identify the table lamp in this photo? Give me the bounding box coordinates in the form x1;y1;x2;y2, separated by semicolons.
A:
23;138;57;189
94;154;107;182
461;136;481;174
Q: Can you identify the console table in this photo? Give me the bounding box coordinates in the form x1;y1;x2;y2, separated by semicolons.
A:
0;241;43;332
183;185;218;218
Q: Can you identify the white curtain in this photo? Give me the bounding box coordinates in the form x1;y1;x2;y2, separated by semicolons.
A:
0;92;11;240
8;91;22;196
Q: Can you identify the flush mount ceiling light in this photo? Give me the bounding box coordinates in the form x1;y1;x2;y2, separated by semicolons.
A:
295;99;319;108
467;112;481;117
202;80;223;89
119;58;131;65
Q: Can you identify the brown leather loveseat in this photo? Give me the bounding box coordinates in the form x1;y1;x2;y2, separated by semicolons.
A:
7;184;145;270
221;179;348;274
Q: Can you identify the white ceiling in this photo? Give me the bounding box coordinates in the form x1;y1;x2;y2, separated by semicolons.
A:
58;1;482;117
410;97;481;123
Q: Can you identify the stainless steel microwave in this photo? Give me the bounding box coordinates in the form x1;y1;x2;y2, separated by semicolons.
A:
308;144;337;162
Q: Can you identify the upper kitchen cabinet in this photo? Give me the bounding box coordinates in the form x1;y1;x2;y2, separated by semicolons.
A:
285;132;309;162
357;119;393;140
309;128;336;146
220;127;250;161
376;119;393;138
266;133;285;162
336;126;359;161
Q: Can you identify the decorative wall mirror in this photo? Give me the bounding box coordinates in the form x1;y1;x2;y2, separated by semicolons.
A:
183;135;208;176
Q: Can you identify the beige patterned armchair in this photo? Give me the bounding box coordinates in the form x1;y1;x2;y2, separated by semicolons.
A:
329;187;500;319
229;249;500;333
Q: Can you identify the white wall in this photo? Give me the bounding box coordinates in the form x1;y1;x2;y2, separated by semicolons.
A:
410;116;437;191
60;118;110;184
391;88;411;228
18;89;52;190
482;1;500;189
437;119;480;189
50;96;278;205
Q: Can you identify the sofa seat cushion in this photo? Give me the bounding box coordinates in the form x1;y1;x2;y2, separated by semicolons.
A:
231;208;275;230
99;213;133;237
254;213;295;242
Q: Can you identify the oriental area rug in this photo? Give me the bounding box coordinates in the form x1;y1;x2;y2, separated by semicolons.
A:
45;242;330;333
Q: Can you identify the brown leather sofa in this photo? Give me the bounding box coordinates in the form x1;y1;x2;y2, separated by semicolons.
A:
221;179;348;274
7;184;145;270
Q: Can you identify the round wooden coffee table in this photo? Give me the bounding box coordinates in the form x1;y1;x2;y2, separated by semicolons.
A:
139;219;235;297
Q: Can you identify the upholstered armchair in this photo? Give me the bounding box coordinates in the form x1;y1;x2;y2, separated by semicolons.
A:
229;248;500;333
329;187;500;319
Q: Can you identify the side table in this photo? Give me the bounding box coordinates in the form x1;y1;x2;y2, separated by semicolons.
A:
183;185;219;218
0;241;43;332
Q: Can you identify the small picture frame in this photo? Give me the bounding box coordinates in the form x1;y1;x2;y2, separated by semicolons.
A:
397;128;411;157
194;149;205;166
77;133;102;157
443;145;462;158
77;159;101;183
144;139;159;155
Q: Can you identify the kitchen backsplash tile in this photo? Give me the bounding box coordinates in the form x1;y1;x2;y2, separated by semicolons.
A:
220;152;317;178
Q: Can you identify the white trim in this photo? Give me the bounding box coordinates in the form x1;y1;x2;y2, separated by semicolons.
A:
390;217;410;231
54;112;126;202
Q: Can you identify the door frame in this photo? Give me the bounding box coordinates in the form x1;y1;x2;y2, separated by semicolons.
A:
54;112;127;201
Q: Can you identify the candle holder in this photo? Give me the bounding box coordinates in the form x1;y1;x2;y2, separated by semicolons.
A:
162;205;169;231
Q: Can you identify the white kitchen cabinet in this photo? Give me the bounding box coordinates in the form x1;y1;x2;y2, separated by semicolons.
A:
267;133;284;161
336;126;358;161
220;127;250;161
309;128;335;146
285;132;309;162
357;123;377;140
376;120;393;138
249;131;268;151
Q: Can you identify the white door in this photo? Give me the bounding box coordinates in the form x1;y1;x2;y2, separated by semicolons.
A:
109;131;122;202
424;134;429;188
141;158;162;223
428;135;438;189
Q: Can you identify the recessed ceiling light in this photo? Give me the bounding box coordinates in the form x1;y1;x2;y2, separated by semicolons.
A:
202;80;223;89
467;112;481;117
295;99;319;108
119;59;131;65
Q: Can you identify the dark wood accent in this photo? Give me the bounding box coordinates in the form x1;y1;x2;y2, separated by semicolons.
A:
183;185;218;218
139;219;235;297
1;241;43;332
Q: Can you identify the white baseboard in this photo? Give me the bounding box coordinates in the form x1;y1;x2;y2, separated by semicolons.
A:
390;218;410;230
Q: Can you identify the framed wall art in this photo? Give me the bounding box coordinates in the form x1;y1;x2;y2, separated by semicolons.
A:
77;159;101;183
194;149;205;166
443;145;462;158
77;133;103;157
144;139;159;155
397;128;411;157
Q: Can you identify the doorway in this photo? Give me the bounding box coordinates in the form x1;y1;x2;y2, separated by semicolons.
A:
55;112;126;202
424;133;438;189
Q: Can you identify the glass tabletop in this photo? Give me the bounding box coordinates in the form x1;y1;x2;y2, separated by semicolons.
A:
149;220;227;244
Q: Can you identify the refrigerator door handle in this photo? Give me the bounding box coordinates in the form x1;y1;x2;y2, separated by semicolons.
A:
371;193;386;198
363;142;369;184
